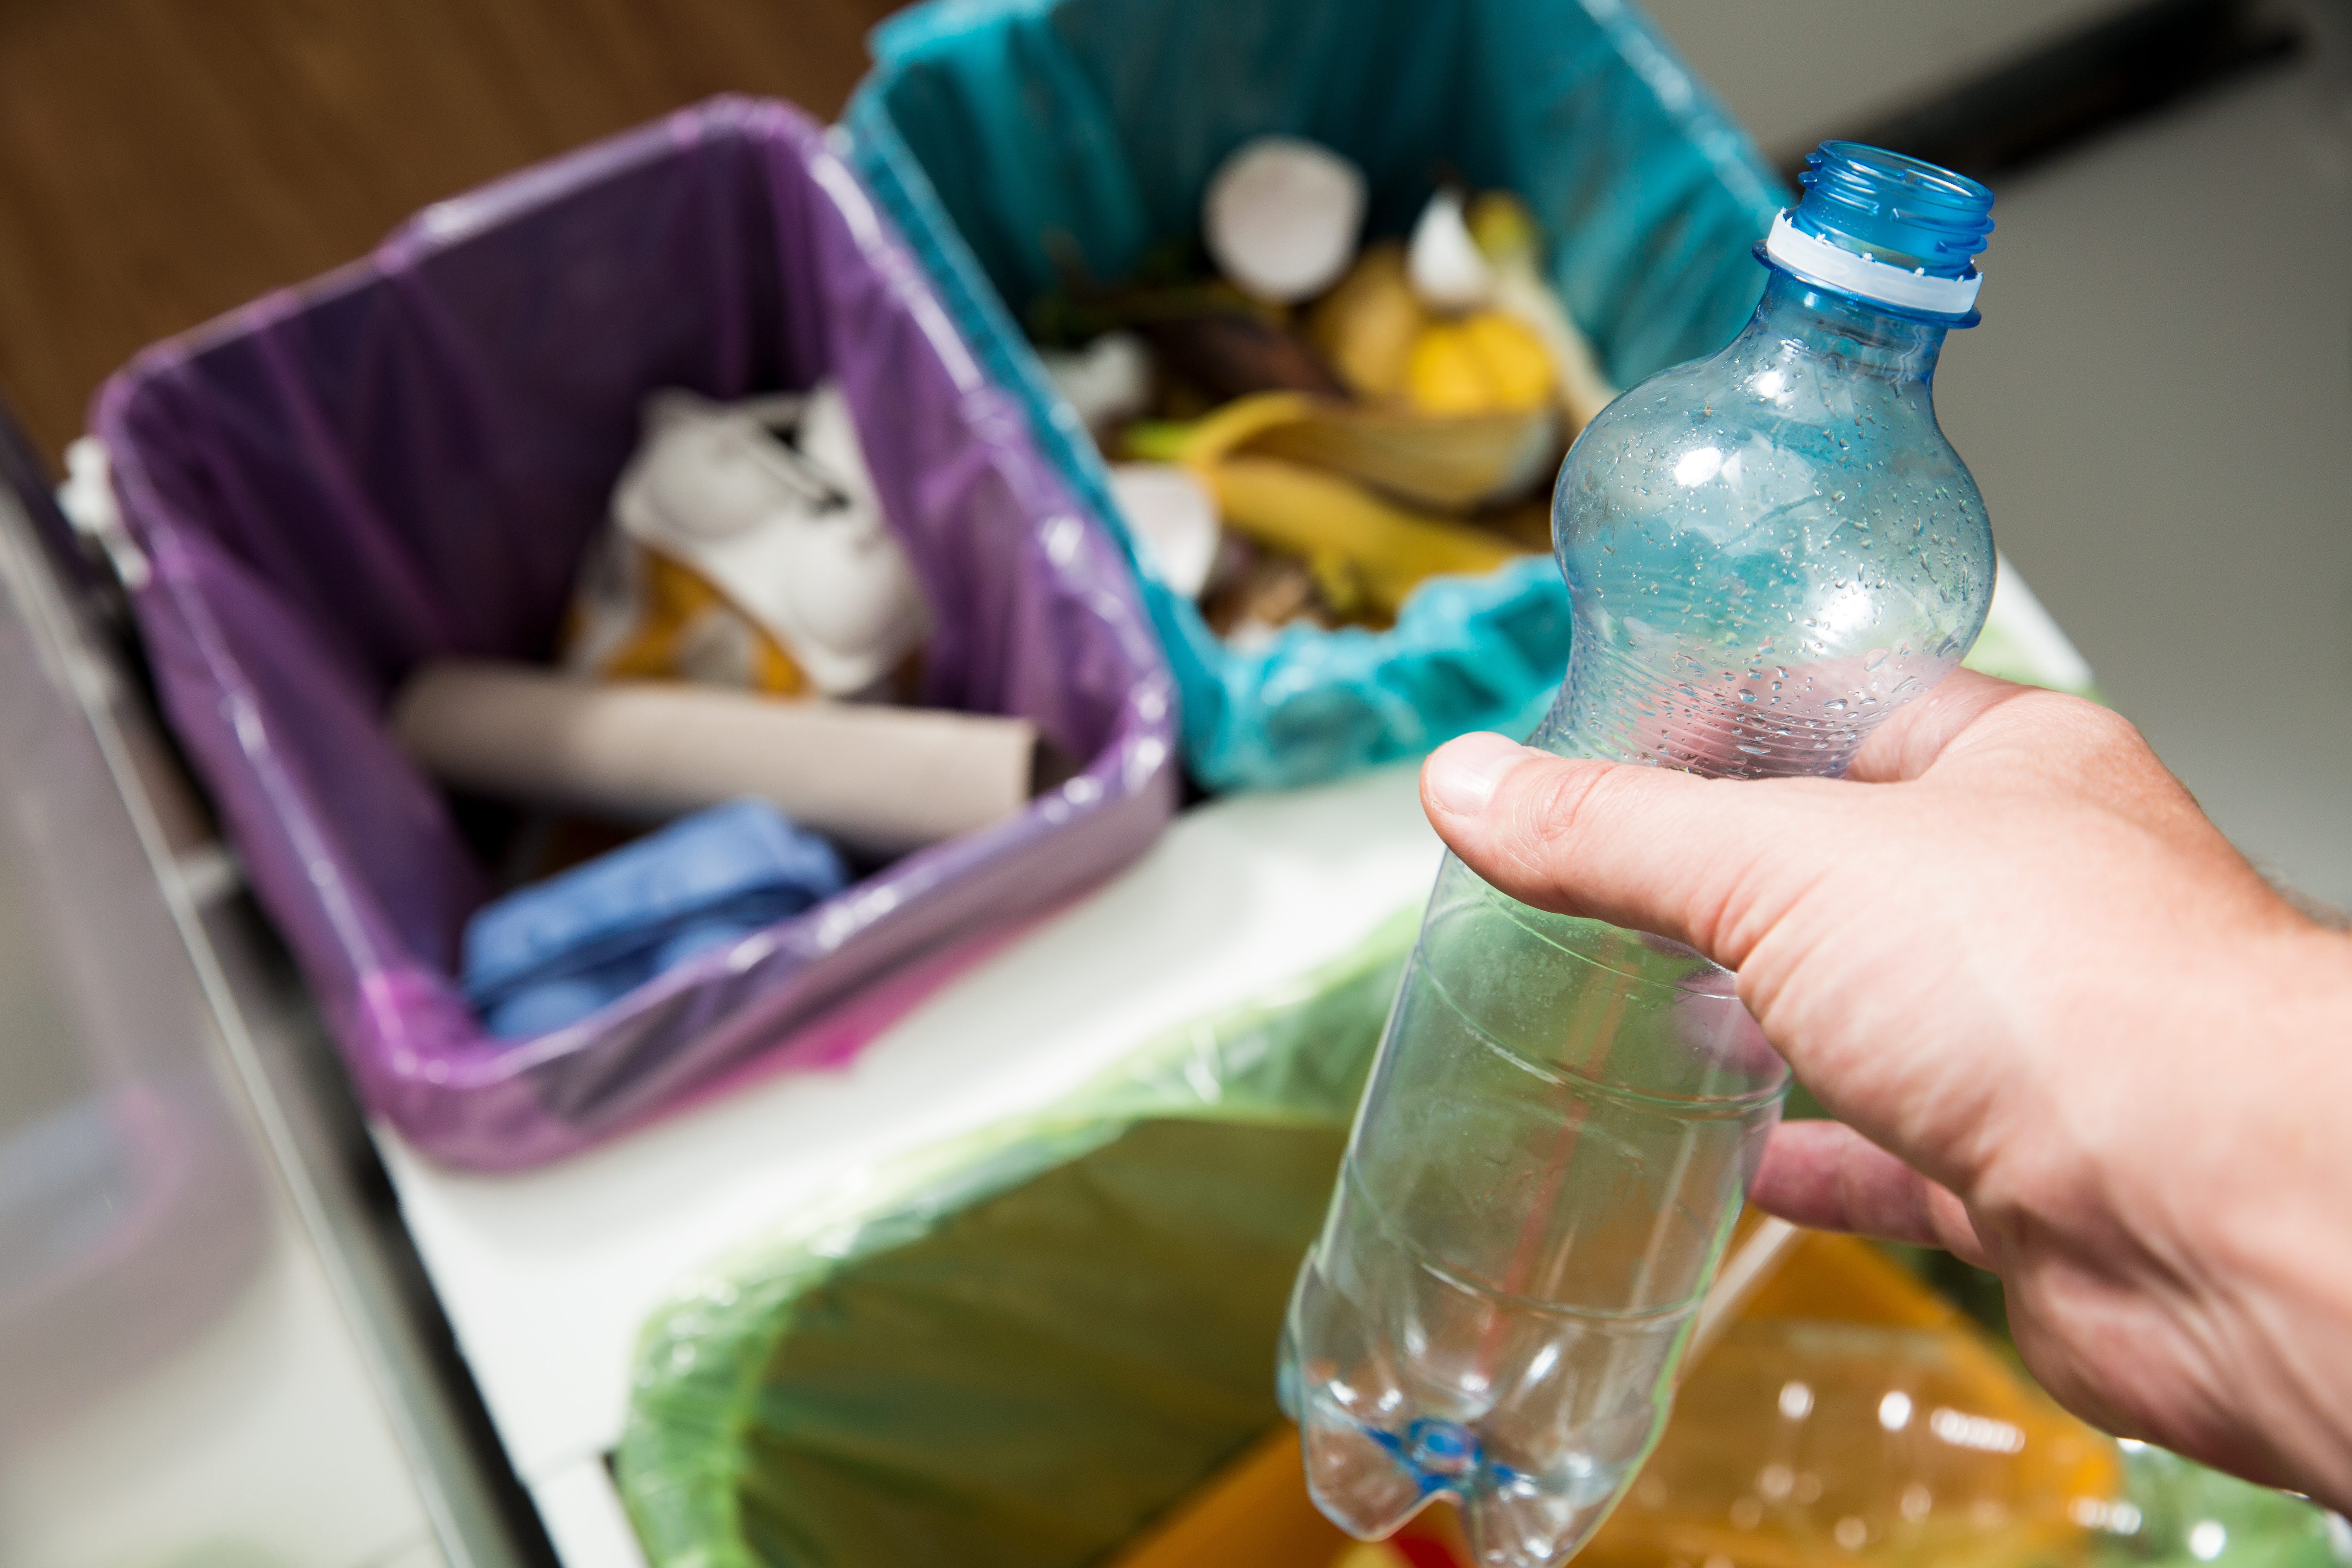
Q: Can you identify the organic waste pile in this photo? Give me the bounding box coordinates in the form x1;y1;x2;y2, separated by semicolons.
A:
1031;136;1617;646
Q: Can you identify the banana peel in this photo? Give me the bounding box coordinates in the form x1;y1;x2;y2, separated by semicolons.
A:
1250;404;1557;511
1145;390;1556;513
1199;457;1514;619
1178;391;1325;466
1166;393;1521;617
1185;458;1519;620
1307;242;1424;399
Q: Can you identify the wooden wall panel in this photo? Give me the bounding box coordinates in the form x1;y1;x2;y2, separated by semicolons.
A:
0;0;902;459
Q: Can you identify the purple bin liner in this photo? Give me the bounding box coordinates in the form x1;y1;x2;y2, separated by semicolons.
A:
95;97;1178;1172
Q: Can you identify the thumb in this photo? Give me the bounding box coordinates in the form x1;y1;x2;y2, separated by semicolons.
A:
1421;731;1824;966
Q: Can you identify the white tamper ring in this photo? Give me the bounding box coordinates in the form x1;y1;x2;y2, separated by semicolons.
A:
1764;211;1982;316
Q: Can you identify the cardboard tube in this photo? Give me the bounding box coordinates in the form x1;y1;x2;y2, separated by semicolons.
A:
392;662;1039;858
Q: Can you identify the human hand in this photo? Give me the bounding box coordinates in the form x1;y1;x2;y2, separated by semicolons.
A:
1420;670;2352;1508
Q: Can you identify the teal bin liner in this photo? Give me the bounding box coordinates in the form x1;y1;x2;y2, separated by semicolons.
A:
615;906;1418;1568
843;0;1790;790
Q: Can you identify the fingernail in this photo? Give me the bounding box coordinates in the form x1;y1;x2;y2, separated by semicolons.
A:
1426;733;1532;816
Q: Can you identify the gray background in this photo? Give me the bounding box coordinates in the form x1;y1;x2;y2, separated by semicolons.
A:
1648;0;2352;909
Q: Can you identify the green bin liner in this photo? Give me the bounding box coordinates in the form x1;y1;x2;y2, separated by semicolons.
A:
615;907;1419;1568
840;0;1790;791
612;896;2352;1568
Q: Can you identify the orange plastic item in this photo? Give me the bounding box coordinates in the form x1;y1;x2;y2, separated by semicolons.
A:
1111;1425;1351;1568
1104;1226;2122;1568
571;546;810;696
1581;1230;2120;1568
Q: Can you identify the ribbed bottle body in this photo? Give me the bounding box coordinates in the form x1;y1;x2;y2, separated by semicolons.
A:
1283;261;1996;1566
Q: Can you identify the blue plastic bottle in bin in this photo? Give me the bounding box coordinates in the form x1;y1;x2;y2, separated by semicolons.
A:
1282;145;1999;1564
844;0;1789;790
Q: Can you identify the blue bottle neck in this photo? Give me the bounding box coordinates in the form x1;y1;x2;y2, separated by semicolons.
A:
1742;270;1952;383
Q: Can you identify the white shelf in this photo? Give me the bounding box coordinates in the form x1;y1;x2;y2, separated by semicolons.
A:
532;1461;649;1568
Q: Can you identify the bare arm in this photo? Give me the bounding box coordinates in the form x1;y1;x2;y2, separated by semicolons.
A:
1419;670;2352;1508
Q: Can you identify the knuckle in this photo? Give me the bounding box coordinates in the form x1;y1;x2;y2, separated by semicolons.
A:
2060;697;2144;755
1488;761;1646;908
1509;762;1610;865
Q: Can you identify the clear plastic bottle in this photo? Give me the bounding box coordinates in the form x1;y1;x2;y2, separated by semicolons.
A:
1280;143;2001;1567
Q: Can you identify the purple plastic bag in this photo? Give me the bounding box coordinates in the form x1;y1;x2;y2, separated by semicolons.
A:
96;97;1178;1172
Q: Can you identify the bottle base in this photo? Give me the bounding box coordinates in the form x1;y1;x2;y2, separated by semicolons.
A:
1283;1302;1645;1568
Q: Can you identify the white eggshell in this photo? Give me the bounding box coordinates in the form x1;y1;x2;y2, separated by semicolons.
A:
1203;136;1367;304
613;383;931;695
1109;463;1222;600
1041;330;1155;430
1407;187;1496;312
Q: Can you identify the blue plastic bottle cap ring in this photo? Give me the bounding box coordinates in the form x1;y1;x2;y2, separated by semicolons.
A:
1764;211;1983;316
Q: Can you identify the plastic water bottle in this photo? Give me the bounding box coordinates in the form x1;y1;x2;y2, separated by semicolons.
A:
1280;142;2000;1567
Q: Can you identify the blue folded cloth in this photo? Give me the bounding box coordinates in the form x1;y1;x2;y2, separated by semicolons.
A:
463;798;849;1039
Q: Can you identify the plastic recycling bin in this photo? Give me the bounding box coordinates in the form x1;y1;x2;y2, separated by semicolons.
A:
96;96;1178;1171
844;0;1789;789
613;908;1415;1568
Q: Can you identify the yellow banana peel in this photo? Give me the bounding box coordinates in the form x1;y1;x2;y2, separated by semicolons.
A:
1160;390;1557;512
1307;242;1427;399
1151;390;1545;622
1191;454;1520;618
1176;390;1323;466
1250;403;1557;511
